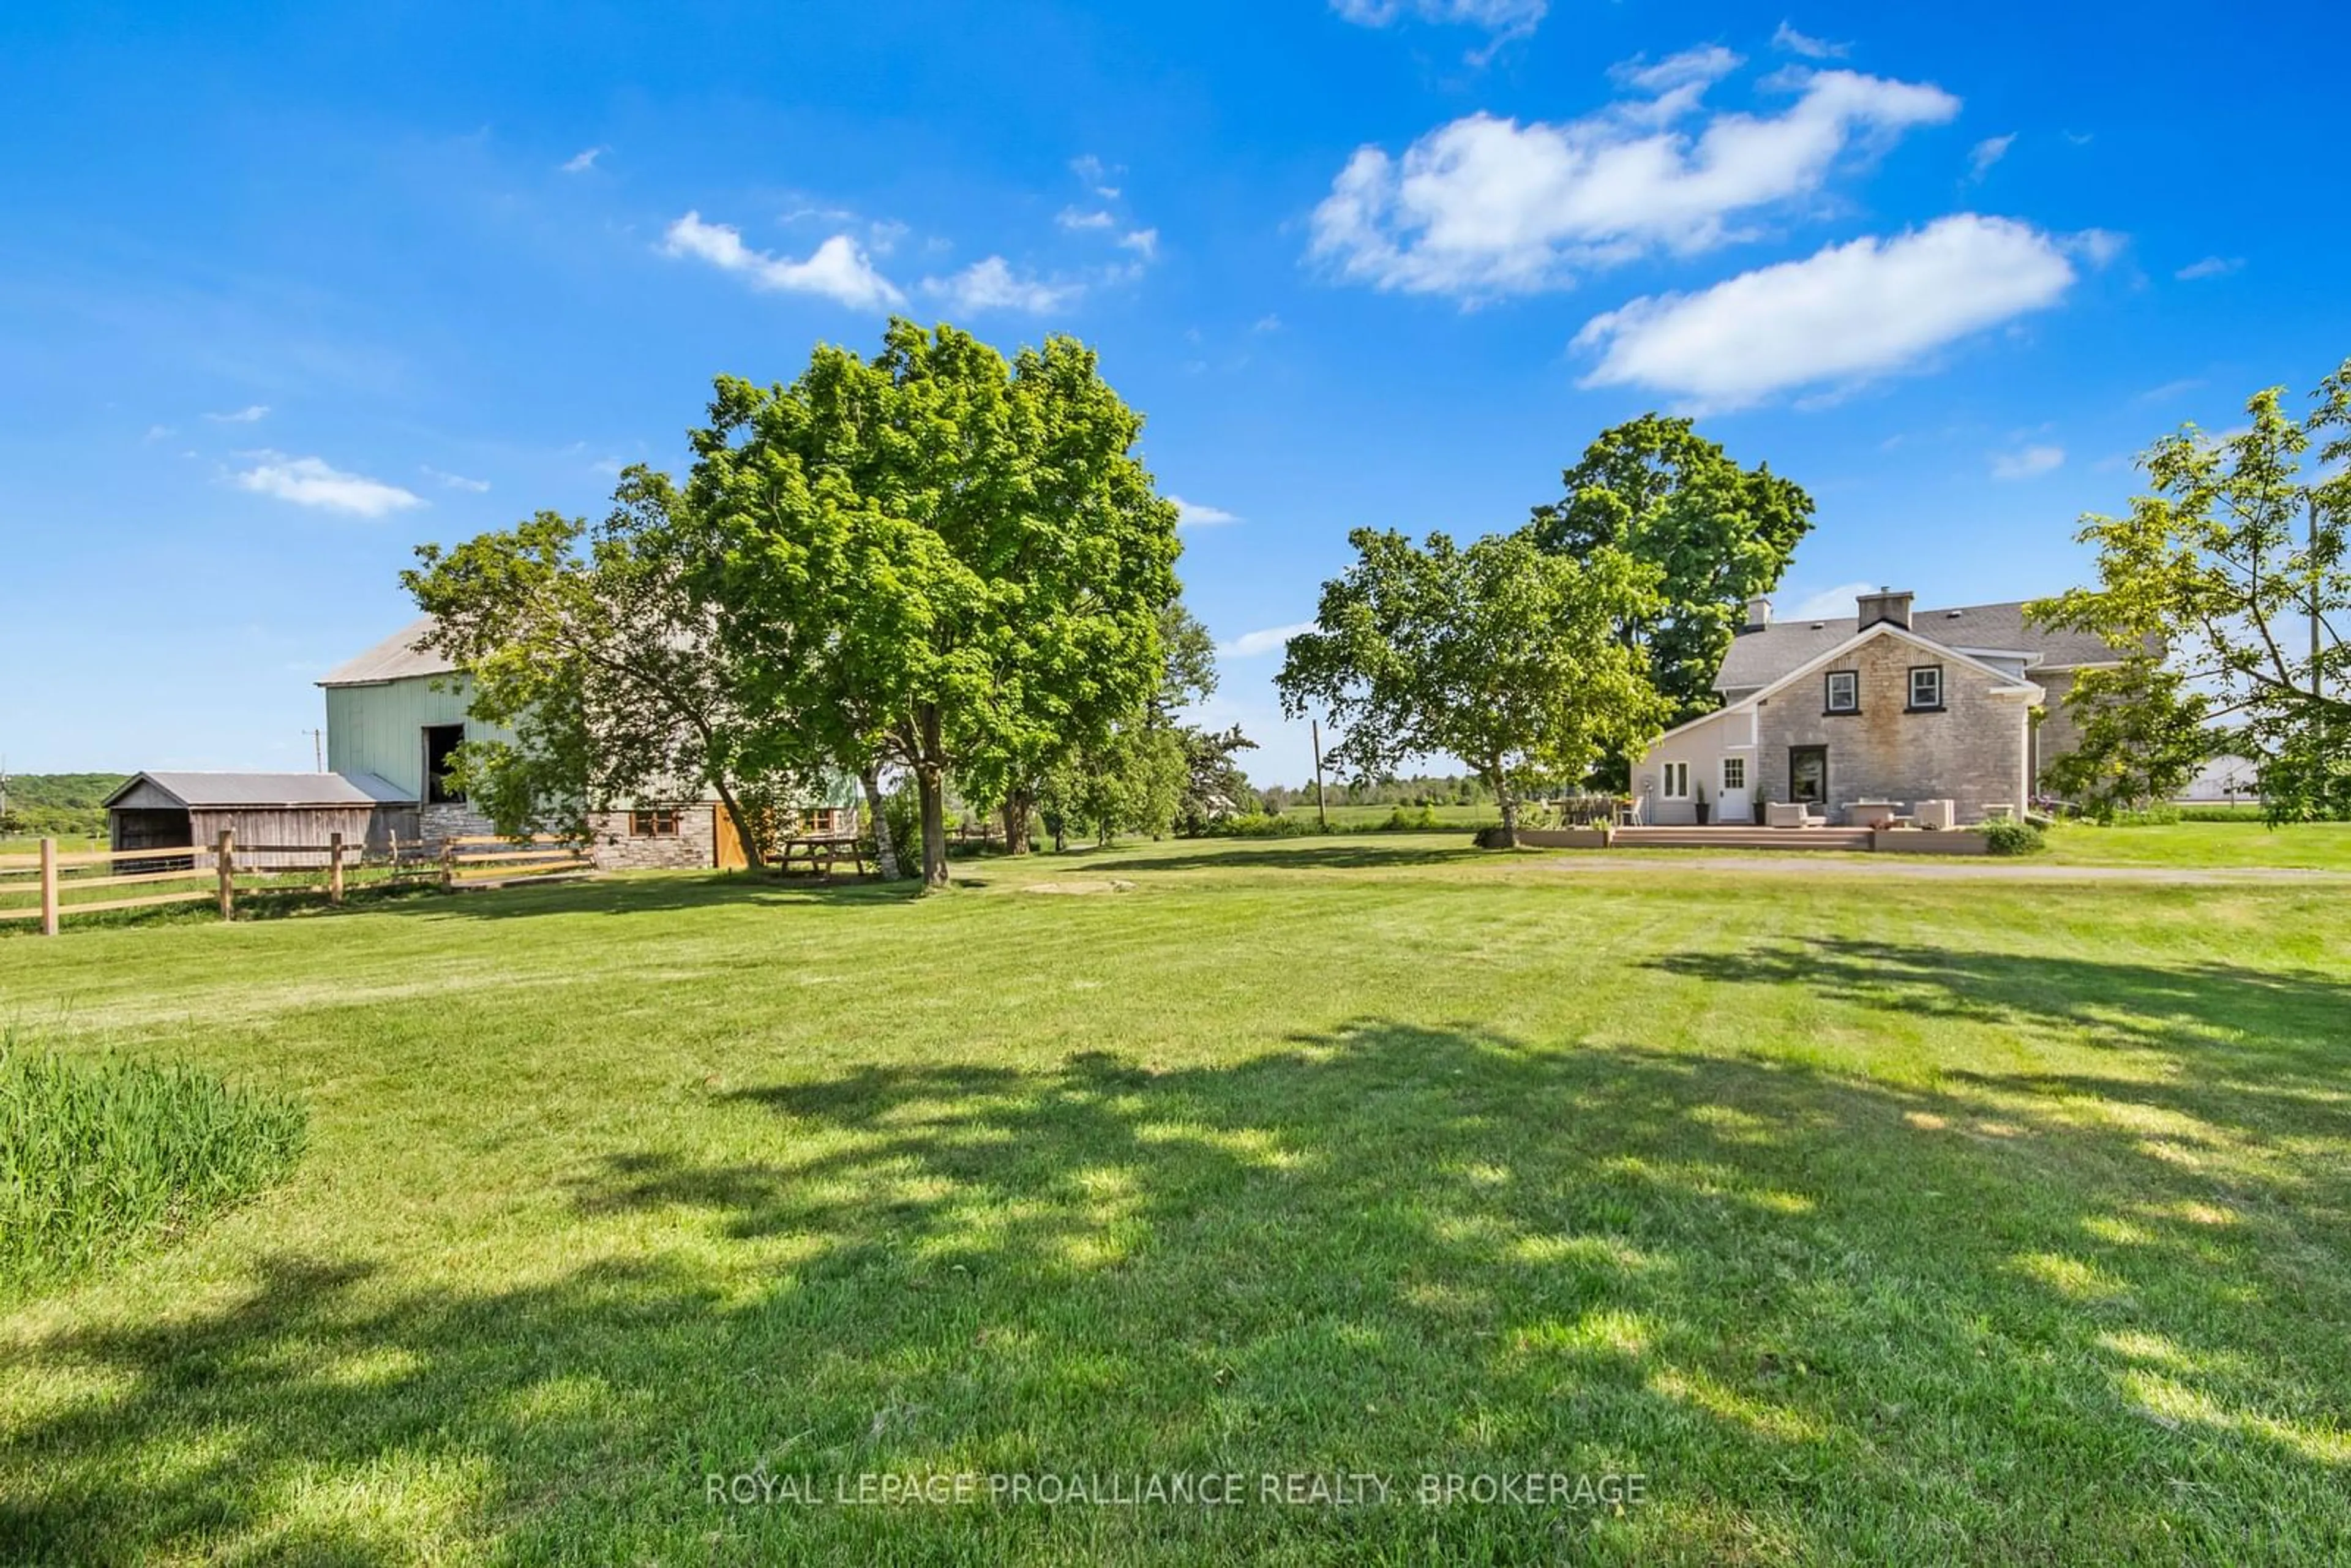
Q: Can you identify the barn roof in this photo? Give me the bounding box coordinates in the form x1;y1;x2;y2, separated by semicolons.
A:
1717;601;2134;694
318;615;453;687
104;771;416;809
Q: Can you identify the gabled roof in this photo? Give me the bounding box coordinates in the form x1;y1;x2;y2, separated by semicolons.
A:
1651;620;2041;748
318;615;453;687
104;771;415;809
1718;601;2131;693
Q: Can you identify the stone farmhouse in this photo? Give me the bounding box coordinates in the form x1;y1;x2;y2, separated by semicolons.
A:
1632;589;2132;828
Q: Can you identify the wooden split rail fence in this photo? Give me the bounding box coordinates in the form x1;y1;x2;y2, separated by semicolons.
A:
438;836;596;890
1;829;587;935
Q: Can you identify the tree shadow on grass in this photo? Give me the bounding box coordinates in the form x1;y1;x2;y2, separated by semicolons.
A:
359;871;927;923
1644;939;2351;1144
9;1019;2351;1562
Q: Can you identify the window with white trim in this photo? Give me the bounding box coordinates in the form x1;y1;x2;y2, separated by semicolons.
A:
1825;670;1859;713
1661;761;1690;798
1721;756;1745;792
1908;666;1944;710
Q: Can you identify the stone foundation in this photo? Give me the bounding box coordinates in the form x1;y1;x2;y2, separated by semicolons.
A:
587;806;718;871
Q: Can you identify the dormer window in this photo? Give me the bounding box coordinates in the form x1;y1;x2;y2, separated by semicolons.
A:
1908;666;1944;711
1825;670;1859;713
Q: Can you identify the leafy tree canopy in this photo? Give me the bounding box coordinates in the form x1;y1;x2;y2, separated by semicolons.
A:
2030;361;2350;822
689;319;1182;884
1277;527;1670;845
1529;415;1813;776
403;468;803;858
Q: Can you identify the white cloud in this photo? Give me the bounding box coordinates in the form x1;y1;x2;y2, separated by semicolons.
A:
1310;63;1959;298
1770;21;1849;59
2134;377;2203;403
1120;228;1160;260
1784;581;1878;620
1058;207;1116;230
2066;228;2128;267
143;424;174;441
1573;214;2077;409
207;404;270;423
921;257;1078;315
1253;313;1283;332
661;212;905;310
1332;0;1548;46
1070;154;1122;198
234;454;425;517
421;465;491;493
2175;255;2243;280
1219;621;1317;659
1171;495;1240;527
561;146;606;174
1967;133;2015;181
1990;443;2065;480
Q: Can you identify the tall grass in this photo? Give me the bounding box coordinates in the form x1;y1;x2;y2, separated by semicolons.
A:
0;1028;306;1298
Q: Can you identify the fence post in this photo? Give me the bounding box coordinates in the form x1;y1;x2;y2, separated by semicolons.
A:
217;830;235;920
39;837;59;937
440;839;455;891
329;831;345;906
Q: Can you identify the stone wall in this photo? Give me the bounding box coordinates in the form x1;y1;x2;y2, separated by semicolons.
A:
587;805;717;871
2031;668;2083;789
419;801;497;845
1753;636;2033;824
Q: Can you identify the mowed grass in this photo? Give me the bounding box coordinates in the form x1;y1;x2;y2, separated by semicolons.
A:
2044;819;2351;870
2;836;2348;1564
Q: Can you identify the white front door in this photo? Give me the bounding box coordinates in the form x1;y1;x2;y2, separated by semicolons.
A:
1719;757;1751;825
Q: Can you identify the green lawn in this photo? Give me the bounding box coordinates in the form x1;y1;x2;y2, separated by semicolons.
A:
3;836;2348;1564
2044;819;2351;870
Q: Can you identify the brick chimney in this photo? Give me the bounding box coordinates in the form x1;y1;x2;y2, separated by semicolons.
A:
1742;595;1772;632
1856;587;1913;630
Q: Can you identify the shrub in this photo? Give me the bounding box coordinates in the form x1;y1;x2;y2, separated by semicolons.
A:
0;1030;307;1299
1981;818;2047;857
2175;803;2265;822
1213;812;1311;839
1377;805;1442;831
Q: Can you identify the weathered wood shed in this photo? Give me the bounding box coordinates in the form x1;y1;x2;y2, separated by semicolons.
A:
104;771;418;868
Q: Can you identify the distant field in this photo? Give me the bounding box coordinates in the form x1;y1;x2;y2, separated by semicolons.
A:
1294;802;1496;829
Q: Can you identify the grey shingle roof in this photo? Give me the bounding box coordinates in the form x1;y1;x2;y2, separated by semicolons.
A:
105;771;416;808
318;615;453;687
1717;601;2134;694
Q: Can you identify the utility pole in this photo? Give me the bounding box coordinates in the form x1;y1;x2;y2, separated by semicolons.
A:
1310;719;1329;832
304;727;324;771
2313;494;2325;702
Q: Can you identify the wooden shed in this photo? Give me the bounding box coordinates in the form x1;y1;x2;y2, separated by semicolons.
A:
104;771;418;869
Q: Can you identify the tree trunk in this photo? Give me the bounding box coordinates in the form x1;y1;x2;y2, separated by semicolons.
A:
917;705;950;888
860;763;902;881
1493;768;1518;849
1000;789;1031;855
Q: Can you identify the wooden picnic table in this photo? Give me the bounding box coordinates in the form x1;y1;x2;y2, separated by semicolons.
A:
774;831;870;879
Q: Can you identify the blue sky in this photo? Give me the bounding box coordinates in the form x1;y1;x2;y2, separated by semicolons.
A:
4;1;2344;786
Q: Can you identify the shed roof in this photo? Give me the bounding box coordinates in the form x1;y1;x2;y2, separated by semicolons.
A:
318;615;453;687
104;771;416;809
1718;601;2131;693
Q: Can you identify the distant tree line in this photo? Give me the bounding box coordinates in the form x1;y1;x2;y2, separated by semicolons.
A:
0;773;124;839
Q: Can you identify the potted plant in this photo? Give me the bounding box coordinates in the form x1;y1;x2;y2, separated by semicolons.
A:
1752;785;1772;826
1693;783;1711;827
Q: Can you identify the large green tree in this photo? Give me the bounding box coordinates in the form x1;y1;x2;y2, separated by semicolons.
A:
1529;415;1813;781
691;320;1182;886
1277;527;1670;846
403;468;802;861
2039;658;2214;819
2030;362;2350;822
